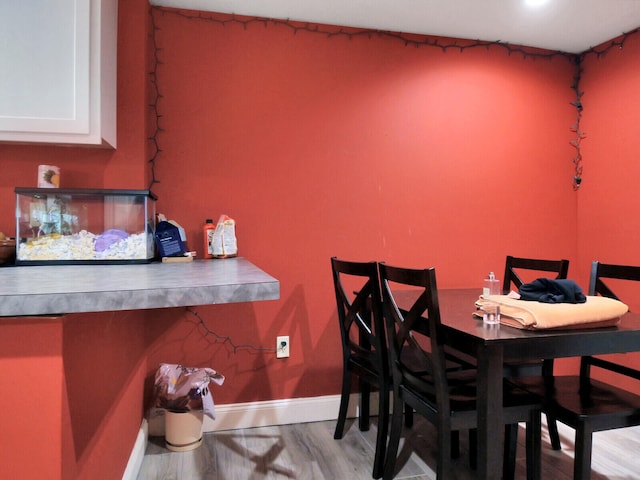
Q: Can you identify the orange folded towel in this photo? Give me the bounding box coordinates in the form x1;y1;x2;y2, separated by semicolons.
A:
476;295;628;330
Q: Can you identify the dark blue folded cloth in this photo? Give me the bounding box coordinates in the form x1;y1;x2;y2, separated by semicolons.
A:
518;278;587;304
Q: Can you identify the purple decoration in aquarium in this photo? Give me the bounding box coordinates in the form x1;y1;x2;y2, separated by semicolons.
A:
95;229;129;252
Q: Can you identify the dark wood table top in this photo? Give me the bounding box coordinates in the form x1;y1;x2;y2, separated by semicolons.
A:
394;288;640;360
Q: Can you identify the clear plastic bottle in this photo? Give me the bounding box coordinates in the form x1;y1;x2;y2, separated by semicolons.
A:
203;219;215;259
483;271;500;297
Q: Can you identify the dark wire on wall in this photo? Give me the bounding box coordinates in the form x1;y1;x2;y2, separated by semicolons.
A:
569;55;585;190
569;26;640;190
148;11;163;192
187;307;277;354
147;7;640;197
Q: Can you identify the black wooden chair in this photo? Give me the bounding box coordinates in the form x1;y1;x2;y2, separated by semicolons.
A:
511;260;640;480
330;257;398;479
502;256;570;298
380;262;541;480
502;255;569;450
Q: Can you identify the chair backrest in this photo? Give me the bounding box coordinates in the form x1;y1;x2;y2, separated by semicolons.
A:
503;256;570;295
588;261;640;301
331;257;387;376
378;263;450;412
582;261;640;380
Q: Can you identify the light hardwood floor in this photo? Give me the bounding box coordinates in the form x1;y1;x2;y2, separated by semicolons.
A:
137;417;640;479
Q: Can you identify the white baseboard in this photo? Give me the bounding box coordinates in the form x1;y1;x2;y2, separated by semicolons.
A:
128;393;375;479
122;418;148;480
205;392;372;431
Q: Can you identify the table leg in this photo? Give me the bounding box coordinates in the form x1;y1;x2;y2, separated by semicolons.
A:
476;343;504;480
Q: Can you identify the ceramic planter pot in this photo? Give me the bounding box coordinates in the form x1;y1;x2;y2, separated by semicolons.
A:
164;409;204;452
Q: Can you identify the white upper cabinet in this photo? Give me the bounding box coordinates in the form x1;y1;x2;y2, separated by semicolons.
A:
0;0;117;147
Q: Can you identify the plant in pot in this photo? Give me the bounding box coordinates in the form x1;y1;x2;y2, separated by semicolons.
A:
151;363;224;451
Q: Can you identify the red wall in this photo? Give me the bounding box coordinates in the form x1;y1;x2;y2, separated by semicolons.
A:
4;0;639;477
0;318;64;479
576;32;640;391
147;8;577;405
578;32;640;281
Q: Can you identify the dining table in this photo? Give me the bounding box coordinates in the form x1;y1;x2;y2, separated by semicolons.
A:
394;288;640;480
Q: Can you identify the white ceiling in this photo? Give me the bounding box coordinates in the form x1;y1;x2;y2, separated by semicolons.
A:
150;0;640;54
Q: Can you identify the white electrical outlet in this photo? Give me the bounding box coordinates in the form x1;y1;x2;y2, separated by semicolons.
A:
276;335;290;358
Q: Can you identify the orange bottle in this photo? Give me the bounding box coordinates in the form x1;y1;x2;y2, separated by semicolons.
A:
203;219;215;259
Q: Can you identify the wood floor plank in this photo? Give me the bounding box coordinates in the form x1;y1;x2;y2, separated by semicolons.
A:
137;418;640;479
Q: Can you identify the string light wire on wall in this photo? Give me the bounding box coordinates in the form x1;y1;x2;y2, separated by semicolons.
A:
147;8;640;201
187;307;276;354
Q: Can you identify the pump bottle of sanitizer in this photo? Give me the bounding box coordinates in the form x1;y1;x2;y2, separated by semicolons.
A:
483;272;500;297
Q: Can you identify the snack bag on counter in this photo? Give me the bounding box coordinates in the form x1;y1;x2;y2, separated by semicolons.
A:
155;221;186;258
211;214;238;258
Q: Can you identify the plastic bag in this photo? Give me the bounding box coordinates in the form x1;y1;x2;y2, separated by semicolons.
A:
152;363;224;416
211;214;238;258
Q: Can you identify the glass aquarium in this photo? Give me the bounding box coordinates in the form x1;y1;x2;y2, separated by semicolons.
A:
15;188;157;265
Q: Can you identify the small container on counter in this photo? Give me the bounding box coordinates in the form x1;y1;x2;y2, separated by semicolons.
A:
203;219;215;259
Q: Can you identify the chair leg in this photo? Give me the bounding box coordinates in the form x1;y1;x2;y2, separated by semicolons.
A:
372;387;390;479
360;378;371;431
525;411;542;480
334;368;352;439
574;424;593;480
383;395;405;480
437;422;453;479
546;414;562;450
404;404;413;428
503;424;518;480
468;429;477;469
451;430;460;459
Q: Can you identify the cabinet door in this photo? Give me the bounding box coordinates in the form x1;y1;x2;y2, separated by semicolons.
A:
0;0;116;147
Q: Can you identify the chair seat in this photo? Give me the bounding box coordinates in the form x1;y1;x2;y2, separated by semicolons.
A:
405;370;541;413
509;375;640;429
349;347;470;390
349;356;384;383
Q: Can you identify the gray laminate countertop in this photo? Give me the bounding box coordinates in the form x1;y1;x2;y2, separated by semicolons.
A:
0;257;280;317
